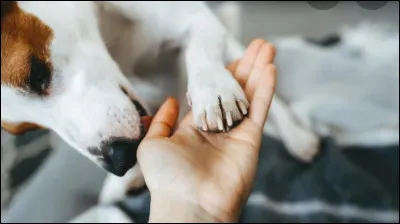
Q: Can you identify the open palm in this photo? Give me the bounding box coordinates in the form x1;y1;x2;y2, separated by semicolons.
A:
137;39;276;222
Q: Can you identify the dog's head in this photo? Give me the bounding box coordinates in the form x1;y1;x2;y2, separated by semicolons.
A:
1;1;149;177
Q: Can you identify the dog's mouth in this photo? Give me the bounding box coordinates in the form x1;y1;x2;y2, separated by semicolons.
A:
100;115;153;177
141;115;152;135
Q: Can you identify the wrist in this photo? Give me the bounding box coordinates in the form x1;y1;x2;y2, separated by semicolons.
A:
149;193;234;223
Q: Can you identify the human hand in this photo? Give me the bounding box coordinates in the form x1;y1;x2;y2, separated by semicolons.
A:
138;39;277;223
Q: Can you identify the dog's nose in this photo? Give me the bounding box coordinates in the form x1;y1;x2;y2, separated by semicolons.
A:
102;139;141;176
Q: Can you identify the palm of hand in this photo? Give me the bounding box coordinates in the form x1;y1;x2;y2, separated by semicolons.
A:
139;122;259;219
137;39;276;222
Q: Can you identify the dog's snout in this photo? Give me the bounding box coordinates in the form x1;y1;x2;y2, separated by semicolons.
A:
120;86;148;117
102;139;141;176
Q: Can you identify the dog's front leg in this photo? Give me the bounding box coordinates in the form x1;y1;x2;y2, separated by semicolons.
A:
183;15;321;161
183;16;249;132
99;165;146;204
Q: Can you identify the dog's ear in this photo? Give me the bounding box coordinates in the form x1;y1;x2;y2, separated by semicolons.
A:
1;1;44;135
1;1;16;19
1;121;45;135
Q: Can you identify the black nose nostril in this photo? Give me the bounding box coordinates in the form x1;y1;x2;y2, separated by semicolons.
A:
132;100;148;117
102;139;140;177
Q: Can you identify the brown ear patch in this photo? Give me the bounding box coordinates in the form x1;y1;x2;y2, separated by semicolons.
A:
1;1;53;90
1;121;45;135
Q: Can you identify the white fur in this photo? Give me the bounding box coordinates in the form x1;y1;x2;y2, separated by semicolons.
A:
99;164;145;204
69;205;132;223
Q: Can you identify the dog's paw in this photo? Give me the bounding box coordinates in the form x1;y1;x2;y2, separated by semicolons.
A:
187;68;249;132
285;126;320;163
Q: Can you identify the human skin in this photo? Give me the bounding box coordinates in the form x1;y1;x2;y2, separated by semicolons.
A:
138;39;277;223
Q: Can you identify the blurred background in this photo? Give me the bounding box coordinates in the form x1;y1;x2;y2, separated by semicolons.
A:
213;1;399;43
1;1;399;223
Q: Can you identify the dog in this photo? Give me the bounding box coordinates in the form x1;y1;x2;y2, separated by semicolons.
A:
1;1;320;205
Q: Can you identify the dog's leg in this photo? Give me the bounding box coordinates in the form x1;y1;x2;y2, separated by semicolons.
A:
99;1;246;131
183;11;250;132
182;11;321;161
267;96;320;162
99;164;145;204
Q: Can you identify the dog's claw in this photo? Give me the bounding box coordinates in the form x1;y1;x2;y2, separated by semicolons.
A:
193;96;249;133
217;116;224;131
238;101;248;115
186;92;192;107
226;111;233;127
201;113;208;131
190;68;248;133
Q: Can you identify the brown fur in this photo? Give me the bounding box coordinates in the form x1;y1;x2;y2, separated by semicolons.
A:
1;1;53;88
1;121;45;135
1;1;53;134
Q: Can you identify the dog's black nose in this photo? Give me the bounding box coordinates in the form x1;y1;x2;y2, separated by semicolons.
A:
102;139;140;176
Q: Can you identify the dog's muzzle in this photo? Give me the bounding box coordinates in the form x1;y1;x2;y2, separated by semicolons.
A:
101;100;150;176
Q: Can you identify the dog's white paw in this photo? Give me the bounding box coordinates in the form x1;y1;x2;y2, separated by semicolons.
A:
188;68;249;132
285;126;320;163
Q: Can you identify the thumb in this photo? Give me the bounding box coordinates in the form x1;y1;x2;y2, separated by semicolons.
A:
144;97;180;139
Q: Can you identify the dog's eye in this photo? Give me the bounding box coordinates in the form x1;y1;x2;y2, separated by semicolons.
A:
28;56;51;95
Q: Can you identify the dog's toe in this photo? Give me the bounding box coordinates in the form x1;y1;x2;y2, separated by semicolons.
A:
189;91;249;132
187;67;249;132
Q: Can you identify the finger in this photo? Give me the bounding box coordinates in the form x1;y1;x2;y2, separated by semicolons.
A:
252;41;276;70
234;39;266;86
249;64;277;128
145;97;180;139
244;42;276;100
